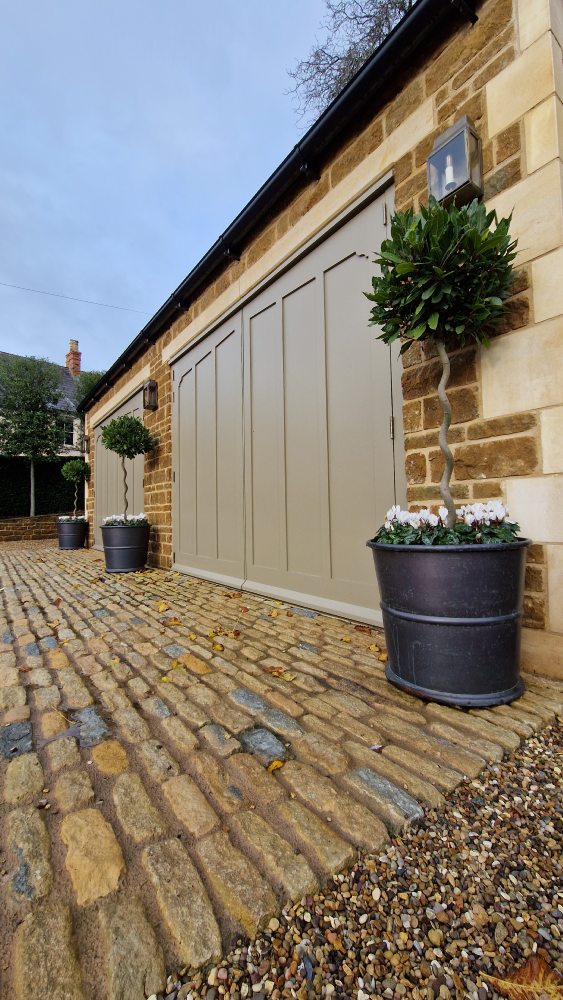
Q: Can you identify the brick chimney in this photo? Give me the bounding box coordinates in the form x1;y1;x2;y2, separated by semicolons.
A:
65;339;81;376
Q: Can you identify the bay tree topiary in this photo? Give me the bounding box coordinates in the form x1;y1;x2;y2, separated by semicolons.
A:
366;197;517;528
101;415;157;521
61;459;90;519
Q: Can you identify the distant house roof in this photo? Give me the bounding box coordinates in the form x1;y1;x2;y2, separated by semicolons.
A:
0;345;94;413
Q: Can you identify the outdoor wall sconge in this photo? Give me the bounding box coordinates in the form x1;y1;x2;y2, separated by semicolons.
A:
427;115;483;207
143;380;158;411
82;434;90;454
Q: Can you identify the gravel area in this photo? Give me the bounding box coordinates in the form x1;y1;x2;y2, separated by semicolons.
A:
164;721;562;1000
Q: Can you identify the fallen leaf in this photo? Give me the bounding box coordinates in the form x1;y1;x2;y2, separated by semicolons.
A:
355;624;371;634
241;606;249;613
227;629;241;639
179;653;213;676
208;630;217;638
267;759;284;772
156;600;170;613
281;671;296;682
110;656;120;665
47;620;61;628
274;601;284;607
286;611;293;617
160;616;182;626
269;610;278;618
212;642;224;652
378;653;388;662
53;597;61;607
368;644;380;652
341;636;351;643
482;956;563;999
188;632;197;641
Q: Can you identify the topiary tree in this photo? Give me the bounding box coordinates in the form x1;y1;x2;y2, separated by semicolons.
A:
61;459;90;519
101;415;157;521
366;198;517;527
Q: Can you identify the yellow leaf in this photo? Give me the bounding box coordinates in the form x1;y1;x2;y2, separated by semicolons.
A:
378;653;388;662
110;656;120;665
208;630;216;638
212;642;224;652
161;616;182;626
274;601;284;607
267;759;284;772
179;653;213;676
156;600;170;613
161;675;170;682
188;632;197;641
341;636;351;643
281;671;296;682
269;610;278;618
368;644;380;652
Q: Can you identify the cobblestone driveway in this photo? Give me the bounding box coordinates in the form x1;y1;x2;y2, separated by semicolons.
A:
1;541;561;1000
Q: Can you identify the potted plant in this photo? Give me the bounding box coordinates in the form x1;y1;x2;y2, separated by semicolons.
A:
100;414;157;573
365;198;528;708
57;459;90;549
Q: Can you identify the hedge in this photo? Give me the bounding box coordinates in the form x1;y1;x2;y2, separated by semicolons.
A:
0;457;78;518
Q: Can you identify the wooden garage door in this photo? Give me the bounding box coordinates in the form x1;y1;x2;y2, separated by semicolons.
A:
93;390;145;546
172;188;405;623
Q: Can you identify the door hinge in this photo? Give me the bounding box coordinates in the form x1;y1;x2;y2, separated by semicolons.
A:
389;415;395;440
172;470;175;483
173;551;175;562
172;391;175;402
383;202;388;226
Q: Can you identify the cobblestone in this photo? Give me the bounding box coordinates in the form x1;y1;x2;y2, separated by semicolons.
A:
0;541;560;998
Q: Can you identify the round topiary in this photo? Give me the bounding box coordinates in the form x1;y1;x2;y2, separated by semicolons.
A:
101;415;157;520
366;197;517;527
61;459;90;518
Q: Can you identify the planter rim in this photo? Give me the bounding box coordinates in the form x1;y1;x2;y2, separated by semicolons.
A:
101;522;150;528
367;537;530;553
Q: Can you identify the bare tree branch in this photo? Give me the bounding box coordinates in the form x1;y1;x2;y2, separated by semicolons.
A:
288;0;414;123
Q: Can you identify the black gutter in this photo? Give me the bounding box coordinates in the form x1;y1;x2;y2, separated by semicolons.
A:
80;0;477;414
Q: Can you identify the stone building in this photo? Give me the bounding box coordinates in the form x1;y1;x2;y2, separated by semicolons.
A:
80;0;563;680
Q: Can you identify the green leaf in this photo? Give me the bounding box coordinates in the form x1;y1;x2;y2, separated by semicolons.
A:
427;312;439;331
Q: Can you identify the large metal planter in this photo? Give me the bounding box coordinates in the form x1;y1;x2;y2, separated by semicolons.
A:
101;523;150;573
367;539;530;708
57;520;88;550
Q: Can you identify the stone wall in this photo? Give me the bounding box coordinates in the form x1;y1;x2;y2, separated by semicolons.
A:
85;0;563;675
0;513;69;543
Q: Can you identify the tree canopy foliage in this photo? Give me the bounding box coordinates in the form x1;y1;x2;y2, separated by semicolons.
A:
74;369;105;407
0;355;66;516
288;0;414;121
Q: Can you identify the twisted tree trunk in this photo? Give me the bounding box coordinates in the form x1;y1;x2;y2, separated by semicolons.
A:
121;456;128;521
435;340;456;529
73;480;78;519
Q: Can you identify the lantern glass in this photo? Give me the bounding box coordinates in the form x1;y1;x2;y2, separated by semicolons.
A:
427;117;482;207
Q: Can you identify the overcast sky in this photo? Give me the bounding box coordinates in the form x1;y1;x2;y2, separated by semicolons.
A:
0;1;327;372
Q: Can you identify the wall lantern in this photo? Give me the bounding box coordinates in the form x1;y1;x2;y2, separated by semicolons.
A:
427;115;483;207
143;380;158;411
82;434;90;454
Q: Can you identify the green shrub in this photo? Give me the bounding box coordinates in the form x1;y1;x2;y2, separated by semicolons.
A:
61;459;90;519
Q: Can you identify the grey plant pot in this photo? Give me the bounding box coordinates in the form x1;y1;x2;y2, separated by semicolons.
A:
101;523;150;573
57;520;88;550
367;538;530;708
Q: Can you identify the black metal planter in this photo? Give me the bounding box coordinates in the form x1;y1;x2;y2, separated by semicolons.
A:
101;523;150;573
367;539;530;708
57;520;88;550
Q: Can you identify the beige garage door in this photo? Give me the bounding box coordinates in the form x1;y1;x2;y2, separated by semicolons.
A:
172;187;405;623
93;390;145;546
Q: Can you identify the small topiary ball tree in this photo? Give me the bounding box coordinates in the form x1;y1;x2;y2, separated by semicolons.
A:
366;197;517;527
61;459;90;519
101;415;157;521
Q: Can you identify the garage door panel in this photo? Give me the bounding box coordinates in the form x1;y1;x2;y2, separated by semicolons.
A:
194;351;217;559
282;276;328;579
246;300;286;574
216;328;245;563
324;251;393;589
173;316;245;581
